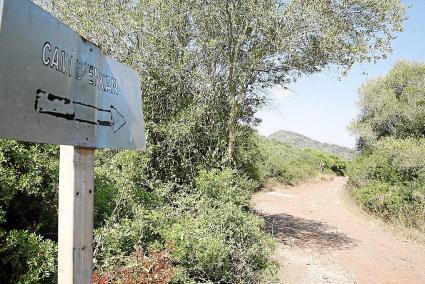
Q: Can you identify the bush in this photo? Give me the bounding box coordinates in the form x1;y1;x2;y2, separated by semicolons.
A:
0;138;277;283
0;230;57;284
0;140;58;238
350;61;425;149
0;140;59;284
93;206;166;274
92;168;276;284
163;202;275;283
305;149;347;176
347;137;425;231
162;169;276;283
256;138;347;185
194;168;257;207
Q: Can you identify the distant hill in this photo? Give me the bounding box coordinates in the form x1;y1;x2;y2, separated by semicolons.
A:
268;130;356;160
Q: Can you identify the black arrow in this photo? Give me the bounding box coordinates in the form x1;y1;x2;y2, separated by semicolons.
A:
35;89;126;133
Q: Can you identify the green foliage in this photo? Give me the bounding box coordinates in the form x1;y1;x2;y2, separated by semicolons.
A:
350;61;425;149
347;137;425;230
0;140;276;283
92;168;275;283
194;168;257;206
35;0;406;165
308;149;347;176
0;140;58;234
164;202;276;283
0;140;58;284
2;0;406;282
256;138;347;185
348;61;425;231
0;230;57;284
93;206;166;275
162;169;276;283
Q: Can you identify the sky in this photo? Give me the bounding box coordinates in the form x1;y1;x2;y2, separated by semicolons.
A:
256;0;425;149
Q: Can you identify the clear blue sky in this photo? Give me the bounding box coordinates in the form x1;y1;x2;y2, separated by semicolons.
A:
256;0;425;149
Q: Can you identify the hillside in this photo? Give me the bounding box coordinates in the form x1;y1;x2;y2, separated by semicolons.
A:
269;130;356;160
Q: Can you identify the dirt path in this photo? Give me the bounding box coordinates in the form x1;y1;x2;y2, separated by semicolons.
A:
252;177;425;284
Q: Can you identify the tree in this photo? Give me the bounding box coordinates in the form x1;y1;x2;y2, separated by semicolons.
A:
347;62;425;230
34;0;406;167
186;0;406;165
350;61;425;149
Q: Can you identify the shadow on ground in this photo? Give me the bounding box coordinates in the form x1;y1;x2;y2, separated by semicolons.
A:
263;213;358;251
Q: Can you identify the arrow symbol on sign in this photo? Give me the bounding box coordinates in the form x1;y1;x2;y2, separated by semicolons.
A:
34;89;127;133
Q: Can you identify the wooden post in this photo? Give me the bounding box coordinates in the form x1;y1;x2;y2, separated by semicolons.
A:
58;145;95;284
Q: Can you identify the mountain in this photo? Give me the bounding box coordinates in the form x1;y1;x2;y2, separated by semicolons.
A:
268;130;356;160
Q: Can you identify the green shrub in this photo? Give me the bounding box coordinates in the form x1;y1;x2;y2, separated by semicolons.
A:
347;137;425;231
0;141;59;283
256;138;347;185
91;168;276;284
162;169;276;283
0;140;58;237
93;149;164;228
0;230;57;284
163;202;275;283
194;168;257;207
0;138;277;283
350;61;425;148
306;149;347;176
351;181;424;228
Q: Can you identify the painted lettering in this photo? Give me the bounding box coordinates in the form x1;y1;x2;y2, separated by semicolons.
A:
50;47;60;71
88;65;97;86
60;50;66;73
42;42;51;66
40;42;119;95
112;78;118;95
104;75;111;92
68;54;73;77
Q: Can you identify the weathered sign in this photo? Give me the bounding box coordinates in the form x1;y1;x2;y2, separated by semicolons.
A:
0;0;145;149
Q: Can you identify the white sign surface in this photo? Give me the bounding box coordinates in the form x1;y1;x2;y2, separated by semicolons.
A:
0;0;146;149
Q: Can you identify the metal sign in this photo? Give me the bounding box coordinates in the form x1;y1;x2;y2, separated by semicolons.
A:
0;0;145;149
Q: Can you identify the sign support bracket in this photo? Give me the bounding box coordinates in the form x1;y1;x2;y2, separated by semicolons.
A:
58;145;95;284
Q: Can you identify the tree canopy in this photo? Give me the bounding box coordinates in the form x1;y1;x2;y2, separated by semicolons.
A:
347;61;425;232
350;61;425;149
37;0;406;165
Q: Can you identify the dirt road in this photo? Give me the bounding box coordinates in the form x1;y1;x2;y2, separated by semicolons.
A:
252;177;425;284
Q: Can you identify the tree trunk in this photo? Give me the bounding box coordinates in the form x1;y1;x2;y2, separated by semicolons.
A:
224;2;239;167
226;90;239;167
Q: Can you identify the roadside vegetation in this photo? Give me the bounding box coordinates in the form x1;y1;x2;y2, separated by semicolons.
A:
0;136;348;283
257;138;347;186
0;0;406;283
348;61;425;232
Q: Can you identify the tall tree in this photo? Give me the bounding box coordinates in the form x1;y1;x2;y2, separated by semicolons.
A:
35;0;406;167
186;0;406;165
350;61;425;149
